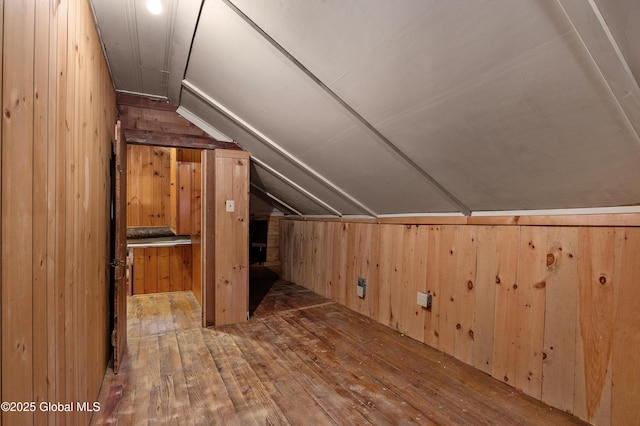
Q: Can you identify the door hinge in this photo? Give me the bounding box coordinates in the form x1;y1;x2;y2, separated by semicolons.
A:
110;259;126;280
109;259;124;268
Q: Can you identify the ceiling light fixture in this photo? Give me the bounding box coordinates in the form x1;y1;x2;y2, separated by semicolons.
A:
146;0;163;15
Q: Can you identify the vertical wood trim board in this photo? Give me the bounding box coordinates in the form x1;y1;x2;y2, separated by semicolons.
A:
0;0;3;416
202;150;215;326
53;0;69;419
472;226;498;374
612;228;640;425
281;219;640;425
0;0;116;423
2;2;35;424
33;1;51;423
542;227;578;412
491;226;520;387
169;148;178;232
192;237;203;308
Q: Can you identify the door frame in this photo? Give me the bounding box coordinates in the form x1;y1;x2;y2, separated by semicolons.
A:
112;120;127;373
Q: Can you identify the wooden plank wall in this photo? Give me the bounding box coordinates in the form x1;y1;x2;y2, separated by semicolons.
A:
281;218;640;426
169;148;201;235
131;246;193;295
0;1;4;420
126;145;171;227
202;149;250;326
1;0;116;424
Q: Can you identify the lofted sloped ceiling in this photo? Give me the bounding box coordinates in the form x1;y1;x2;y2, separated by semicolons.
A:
91;0;640;217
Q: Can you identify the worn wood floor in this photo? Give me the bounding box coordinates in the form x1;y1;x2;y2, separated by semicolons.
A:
92;279;586;425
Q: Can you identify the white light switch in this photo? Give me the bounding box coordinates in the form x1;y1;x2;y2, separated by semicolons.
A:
225;200;235;212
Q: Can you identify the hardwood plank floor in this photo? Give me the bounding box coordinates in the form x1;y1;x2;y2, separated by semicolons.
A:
127;291;201;339
92;280;586;425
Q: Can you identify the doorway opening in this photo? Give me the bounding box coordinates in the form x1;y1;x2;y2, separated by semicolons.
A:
248;215;282;316
124;145;203;340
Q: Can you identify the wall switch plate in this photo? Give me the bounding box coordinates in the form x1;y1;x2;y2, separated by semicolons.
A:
417;292;432;309
357;277;366;298
225;200;235;212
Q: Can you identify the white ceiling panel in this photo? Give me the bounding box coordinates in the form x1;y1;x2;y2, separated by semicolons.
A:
229;0;574;125
184;0;463;214
181;84;460;214
203;0;640;212
180;88;372;215
91;0;141;92
134;0;171;71
251;164;335;216
376;32;640;210
294;124;459;214
185;0;365;159
92;0;640;215
595;0;640;86
167;1;203;103
249;193;283;217
91;0;201;98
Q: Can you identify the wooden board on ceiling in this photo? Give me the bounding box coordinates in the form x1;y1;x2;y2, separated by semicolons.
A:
117;93;242;151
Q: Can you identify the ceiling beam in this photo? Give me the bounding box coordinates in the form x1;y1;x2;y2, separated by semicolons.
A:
181;80;378;216
117;92;241;149
123;129;242;150
117;92;175;110
221;0;471;216
250;183;302;216
557;0;640;144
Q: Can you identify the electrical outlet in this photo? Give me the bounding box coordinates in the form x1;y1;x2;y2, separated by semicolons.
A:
357;277;366;298
417;292;432;309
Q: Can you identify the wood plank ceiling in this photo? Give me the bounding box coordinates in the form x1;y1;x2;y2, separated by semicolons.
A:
90;0;640;217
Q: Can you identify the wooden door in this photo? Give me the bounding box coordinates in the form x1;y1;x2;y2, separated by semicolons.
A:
112;120;127;372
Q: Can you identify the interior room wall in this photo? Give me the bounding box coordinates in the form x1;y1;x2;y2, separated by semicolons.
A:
126;145;171;228
280;217;640;426
1;0;116;423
